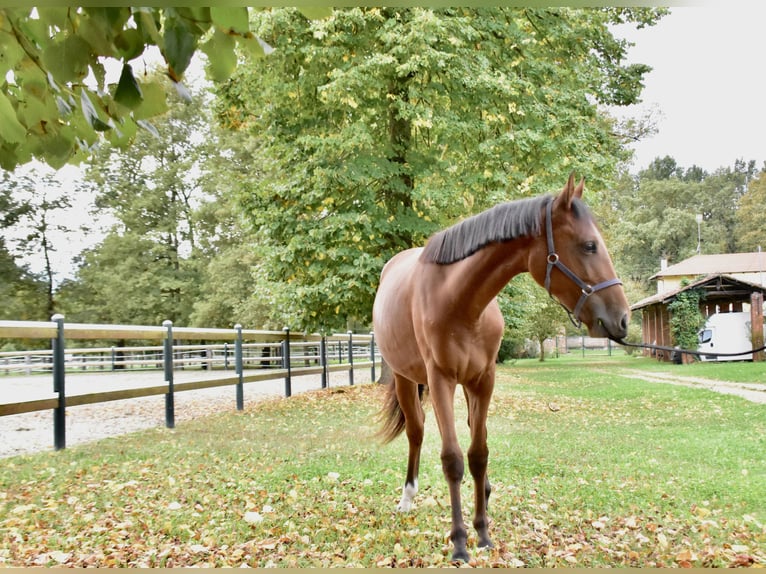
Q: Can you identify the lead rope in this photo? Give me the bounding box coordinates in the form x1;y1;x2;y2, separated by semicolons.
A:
614;339;766;359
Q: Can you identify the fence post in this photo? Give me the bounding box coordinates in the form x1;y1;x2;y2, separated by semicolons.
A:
235;324;244;411
320;335;328;389
282;327;292;397
163;320;175;429
370;331;376;382
347;331;354;386
52;314;66;451
223;342;229;370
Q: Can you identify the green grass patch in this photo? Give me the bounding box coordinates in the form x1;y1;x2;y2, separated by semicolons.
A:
1;361;764;567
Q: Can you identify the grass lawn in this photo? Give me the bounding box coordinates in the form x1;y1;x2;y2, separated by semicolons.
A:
0;357;764;567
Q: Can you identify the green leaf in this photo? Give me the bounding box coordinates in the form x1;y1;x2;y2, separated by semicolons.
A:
299;7;334;20
163;16;197;80
107;115;138;148
174;81;192;104
40;132;75;169
136;118;160;139
114;64;143;109
239;35;274;59
17;91;58;130
77;11;118;57
136;8;162;47
131;81;168;120
35;7;69;30
114;28;145;61
210;7;250;35
42;35;92;84
79;89;112;132
0;93;26;143
201;29;237;82
0;33;25;75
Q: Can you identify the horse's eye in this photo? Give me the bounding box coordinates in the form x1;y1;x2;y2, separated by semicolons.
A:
583;241;597;254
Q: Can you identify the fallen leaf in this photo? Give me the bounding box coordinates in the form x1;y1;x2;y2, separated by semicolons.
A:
244;511;263;524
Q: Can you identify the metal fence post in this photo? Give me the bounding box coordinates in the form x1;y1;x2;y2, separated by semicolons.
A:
370;331;376;382
282;327;292;397
347;331;354;386
52;314;66;451
320;335;328;389
235;324;244;411
163;320;175;428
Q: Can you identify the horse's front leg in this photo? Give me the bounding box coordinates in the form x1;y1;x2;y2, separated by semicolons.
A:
466;376;495;550
428;375;469;562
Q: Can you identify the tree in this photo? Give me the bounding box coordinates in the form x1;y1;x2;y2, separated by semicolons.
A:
58;232;187;325
217;7;665;331
605;157;760;294
639;155;684;181
188;195;281;330
0;242;47;326
0;178;47;324
0;169;82;318
58;79;219;326
515;278;568;362
0;7;293;171
734;169;766;252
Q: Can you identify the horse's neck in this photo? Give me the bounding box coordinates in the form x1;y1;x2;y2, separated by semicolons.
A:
439;237;535;319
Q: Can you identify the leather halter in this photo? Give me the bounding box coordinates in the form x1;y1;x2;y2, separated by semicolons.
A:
543;199;622;328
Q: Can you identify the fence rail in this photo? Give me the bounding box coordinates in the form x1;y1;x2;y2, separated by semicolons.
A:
0;317;381;451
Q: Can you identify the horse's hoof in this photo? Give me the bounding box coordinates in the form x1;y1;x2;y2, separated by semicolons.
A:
478;538;494;549
451;548;470;563
396;501;413;512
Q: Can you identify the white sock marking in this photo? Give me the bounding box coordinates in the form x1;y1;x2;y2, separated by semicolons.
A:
397;479;418;512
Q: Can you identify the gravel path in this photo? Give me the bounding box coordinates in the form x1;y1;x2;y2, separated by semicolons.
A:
612;369;766;403
0;369;373;459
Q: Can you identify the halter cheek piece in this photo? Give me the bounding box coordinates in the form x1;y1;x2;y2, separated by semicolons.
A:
543;200;622;329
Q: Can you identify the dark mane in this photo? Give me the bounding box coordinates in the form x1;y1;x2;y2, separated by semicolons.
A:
421;195;553;264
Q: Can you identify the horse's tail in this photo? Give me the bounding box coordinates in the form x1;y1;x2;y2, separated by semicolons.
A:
377;362;427;444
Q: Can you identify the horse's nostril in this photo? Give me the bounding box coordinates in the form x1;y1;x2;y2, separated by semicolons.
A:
620;313;629;332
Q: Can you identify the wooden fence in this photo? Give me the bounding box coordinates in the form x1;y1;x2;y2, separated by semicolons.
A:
0;316;381;451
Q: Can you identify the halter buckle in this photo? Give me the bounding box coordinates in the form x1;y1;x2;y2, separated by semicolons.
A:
547;253;559;264
581;285;593;296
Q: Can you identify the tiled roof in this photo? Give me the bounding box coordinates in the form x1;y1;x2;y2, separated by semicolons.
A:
650;252;766;280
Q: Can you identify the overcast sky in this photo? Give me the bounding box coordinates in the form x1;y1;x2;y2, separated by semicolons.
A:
612;2;766;173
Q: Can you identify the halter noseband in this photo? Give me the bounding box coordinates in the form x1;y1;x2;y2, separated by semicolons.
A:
543;199;622;328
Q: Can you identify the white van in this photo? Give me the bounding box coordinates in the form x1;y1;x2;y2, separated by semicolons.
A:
697;311;760;362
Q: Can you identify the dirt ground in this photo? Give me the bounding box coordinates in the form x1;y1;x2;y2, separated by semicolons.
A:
612;368;766;404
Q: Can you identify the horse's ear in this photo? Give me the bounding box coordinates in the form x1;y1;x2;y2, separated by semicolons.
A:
557;172;582;210
574;177;585;199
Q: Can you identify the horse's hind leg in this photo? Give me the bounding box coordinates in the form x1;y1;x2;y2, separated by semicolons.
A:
395;375;425;512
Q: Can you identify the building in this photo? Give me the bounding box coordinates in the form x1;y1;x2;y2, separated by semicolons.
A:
651;252;766;295
631;252;766;362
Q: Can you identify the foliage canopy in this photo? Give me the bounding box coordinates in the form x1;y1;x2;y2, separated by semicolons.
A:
216;6;665;331
0;7;288;170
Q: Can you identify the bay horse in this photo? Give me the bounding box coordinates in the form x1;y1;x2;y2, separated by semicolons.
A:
373;174;629;562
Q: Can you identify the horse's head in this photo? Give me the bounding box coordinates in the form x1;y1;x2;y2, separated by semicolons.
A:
528;173;630;341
